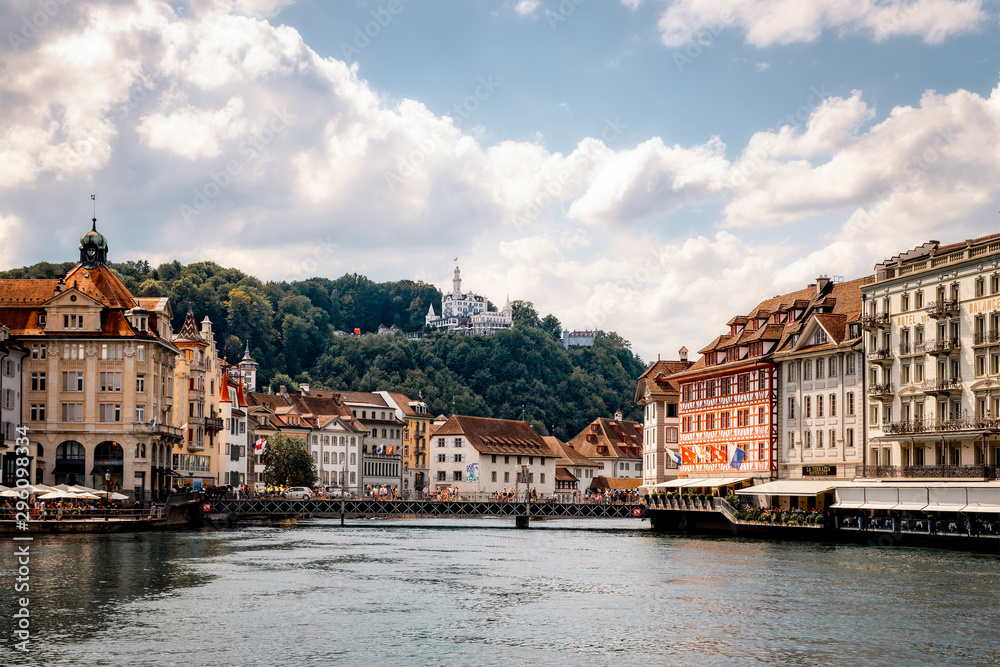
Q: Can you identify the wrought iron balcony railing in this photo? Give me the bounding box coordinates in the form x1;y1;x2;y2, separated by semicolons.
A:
862;313;890;329
926;337;959;355
856;464;998;479
925;298;960;317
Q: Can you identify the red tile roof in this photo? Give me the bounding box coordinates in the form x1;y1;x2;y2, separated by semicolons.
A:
434;416;554;457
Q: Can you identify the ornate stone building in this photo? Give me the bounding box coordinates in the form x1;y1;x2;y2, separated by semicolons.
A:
0;221;182;499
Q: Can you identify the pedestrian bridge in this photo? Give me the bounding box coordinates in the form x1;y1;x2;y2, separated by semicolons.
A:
207;498;645;528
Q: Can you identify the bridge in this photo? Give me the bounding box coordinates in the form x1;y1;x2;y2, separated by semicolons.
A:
207;498;645;528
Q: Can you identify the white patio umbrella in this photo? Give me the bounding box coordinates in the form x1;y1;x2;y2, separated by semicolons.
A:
0;489;21;498
92;490;129;501
69;484;102;494
31;484;59;494
75;492;102;500
38;491;80;500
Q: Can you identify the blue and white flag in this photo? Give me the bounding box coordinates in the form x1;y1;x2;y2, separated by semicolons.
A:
727;444;745;470
667;449;682;467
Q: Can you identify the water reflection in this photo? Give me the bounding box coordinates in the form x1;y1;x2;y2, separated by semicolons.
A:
1;520;998;666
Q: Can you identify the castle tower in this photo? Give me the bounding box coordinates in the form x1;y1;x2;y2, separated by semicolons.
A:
453;265;462;297
238;341;258;391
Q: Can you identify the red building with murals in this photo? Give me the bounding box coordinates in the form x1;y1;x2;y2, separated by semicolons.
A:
668;277;849;479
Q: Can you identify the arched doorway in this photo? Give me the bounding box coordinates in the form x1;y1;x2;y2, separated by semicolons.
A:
91;441;124;491
54;441;86;486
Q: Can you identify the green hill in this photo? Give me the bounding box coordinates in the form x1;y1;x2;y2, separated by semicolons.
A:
0;260;645;439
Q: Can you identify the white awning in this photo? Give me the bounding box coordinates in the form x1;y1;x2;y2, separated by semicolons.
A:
924;504;968;512
651;479;700;488
859;501;901;510
737;480;842;496
689;476;755;488
963;504;1000;513
894;486;929;512
831;486;866;509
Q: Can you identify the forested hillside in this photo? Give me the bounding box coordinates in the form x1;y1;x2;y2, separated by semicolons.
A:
0;260;646;438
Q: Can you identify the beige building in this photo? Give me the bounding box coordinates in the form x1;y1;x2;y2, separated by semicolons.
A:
635;355;692;486
379;391;432;496
566;413;644;481
0;222;182;500
170;312;225;490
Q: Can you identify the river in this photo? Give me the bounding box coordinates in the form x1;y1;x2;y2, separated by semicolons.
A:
1;518;998;666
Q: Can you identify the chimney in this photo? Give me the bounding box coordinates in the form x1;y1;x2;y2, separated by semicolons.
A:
678;346;688;363
279;385;287;396
614;410;623;422
299;383;310;395
816;275;831;295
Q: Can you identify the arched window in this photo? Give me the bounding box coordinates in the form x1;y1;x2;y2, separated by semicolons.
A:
56;441;85;460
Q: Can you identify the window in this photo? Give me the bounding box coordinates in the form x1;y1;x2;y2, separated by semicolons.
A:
30;403;45;421
901;293;910;311
804;431;812;448
31;343;46;360
828;358;837;377
454;438;463;447
846;354;856;374
63;313;84;329
60;403;83;422
135;404;145;422
437;454;446;463
137;344;146;362
869;404;878;425
100;343;123;360
492;471;497;482
829;429;836;448
976;277;985;297
816;360;825;379
437;438;445;447
977;355;987;377
99;403;122;422
99;372;122;392
136;374;145;393
437;471;447;481
803;361;812;380
787;432;795;450
758;406;765;424
737;374;750;393
805;396;812;418
788;397;795;419
540;473;545;484
847;429;854;448
817;395;824;418
915;362;924;382
817;430;823;448
62;343;85;360
504;471;510;483
62;372;84;392
30;371;46;391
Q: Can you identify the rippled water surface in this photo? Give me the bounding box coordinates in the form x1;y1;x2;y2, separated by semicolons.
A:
1;519;998;666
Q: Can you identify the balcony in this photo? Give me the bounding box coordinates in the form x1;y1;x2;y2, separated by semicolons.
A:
134;422;183;441
205;416;224;432
861;313;890;330
867;383;894;400
186;439;205;452
972;329;1000;347
866;348;894;365
921;377;963;395
926;337;959;356
883;416;985;435
925;298;960;318
856;464;998;479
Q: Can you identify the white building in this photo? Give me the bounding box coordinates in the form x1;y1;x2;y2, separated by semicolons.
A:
429;415;556;497
426;265;512;335
773;277;868;482
218;374;250;488
862;235;1000;479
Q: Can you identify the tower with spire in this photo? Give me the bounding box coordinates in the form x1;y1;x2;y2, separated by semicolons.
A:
237;342;258;391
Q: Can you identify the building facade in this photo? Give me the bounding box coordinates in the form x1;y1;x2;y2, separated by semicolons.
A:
429;415;556;496
635;355;692;486
0;223;182;499
379;391;432;496
862;236;1000;479
0;327;27;485
566;413;644;481
773;278;869;480
561;330;595;348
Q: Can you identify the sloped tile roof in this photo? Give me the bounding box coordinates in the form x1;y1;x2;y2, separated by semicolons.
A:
434;415;553;457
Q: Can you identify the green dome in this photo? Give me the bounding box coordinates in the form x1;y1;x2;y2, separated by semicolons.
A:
80;229;107;250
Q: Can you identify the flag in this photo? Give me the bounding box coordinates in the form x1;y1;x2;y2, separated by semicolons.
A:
181;423;188;432
667;449;682;466
148;417;156;427
253;437;267;451
387;446;394;454
453;257;458;261
727;444;745;470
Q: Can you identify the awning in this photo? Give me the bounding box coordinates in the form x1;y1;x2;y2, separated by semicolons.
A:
924;503;968;512
962;504;1000;513
650;479;693;488
859;501;901;510
687;476;754;488
831;486;866;509
163;469;182;478
52;460;86;475
894;486;929;512
737;480;842;496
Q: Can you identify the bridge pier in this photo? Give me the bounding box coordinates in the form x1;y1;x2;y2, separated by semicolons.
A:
515;515;530;529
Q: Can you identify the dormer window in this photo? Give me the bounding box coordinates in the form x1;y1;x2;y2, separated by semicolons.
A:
63;314;84;329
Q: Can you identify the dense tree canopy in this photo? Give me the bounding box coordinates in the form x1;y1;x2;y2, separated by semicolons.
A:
1;260;647;439
261;434;318;488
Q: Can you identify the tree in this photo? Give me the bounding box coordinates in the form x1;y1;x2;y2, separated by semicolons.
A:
510;300;540;328
269;373;298;393
261;434;317;487
540;313;562;340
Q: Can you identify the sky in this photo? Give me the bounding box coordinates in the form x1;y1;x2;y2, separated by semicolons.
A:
1;0;998;363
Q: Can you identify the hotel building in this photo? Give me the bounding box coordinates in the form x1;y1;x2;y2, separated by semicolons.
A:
862;235;1000;479
635;355;693;486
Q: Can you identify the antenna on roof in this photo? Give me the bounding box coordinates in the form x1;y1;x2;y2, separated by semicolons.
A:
91;194;97;229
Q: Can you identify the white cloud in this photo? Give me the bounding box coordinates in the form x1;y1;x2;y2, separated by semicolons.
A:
514;0;540;17
657;0;986;48
1;0;999;365
755;61;770;71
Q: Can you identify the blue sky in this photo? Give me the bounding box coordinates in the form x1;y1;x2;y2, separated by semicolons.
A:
1;0;998;361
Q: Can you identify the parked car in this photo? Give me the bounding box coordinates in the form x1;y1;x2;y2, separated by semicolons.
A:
285;486;312;500
326;487;345;498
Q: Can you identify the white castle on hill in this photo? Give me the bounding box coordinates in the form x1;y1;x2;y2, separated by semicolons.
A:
425;265;512;335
